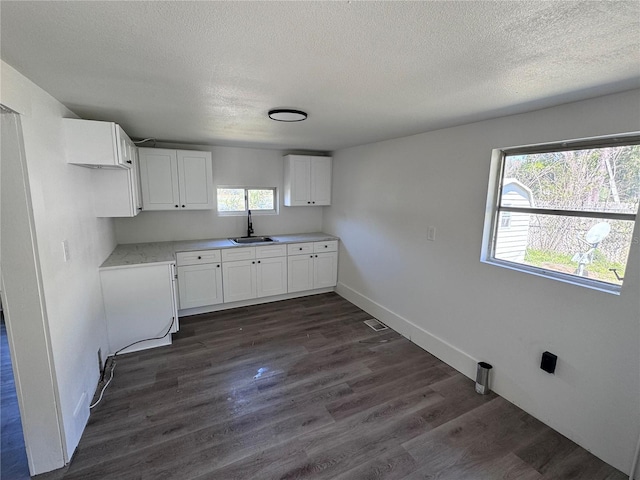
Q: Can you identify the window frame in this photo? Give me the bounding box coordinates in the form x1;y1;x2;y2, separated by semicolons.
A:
216;186;278;216
481;132;640;295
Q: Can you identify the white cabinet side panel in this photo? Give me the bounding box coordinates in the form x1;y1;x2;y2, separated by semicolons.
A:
100;264;174;355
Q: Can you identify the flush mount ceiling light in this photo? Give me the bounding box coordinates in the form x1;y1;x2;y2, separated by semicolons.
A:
268;109;307;122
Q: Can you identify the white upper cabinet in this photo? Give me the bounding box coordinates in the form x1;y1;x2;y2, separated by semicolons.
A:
91;144;143;217
64;118;142;216
310;157;332;205
138;148;180;210
63;118;133;169
283;155;332;206
138;148;214;210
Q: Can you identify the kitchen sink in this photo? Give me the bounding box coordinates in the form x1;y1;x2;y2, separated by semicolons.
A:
229;236;275;244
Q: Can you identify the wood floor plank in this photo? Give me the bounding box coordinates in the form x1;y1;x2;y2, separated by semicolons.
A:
401;451;542;480
331;446;418;480
30;293;625;480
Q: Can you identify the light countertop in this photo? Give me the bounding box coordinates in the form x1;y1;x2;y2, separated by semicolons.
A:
100;232;339;269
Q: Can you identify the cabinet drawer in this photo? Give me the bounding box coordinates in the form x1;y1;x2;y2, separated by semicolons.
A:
256;244;287;259
314;240;338;253
176;249;221;266
222;247;256;262
287;243;314;255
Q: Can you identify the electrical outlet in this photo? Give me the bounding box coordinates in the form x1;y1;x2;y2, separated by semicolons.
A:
62;240;70;262
98;348;103;375
427;226;436;241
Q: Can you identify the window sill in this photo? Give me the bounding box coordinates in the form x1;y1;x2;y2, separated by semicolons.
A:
217;210;278;217
480;258;622;295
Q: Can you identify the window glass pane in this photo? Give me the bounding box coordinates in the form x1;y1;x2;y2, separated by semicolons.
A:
494;213;634;285
504;145;640;214
248;189;274;210
217;188;245;212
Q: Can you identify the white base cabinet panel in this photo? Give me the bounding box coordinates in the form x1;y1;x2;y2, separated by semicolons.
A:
256;256;287;298
100;263;178;355
222;259;257;303
288;255;314;293
177;263;223;309
313;252;338;289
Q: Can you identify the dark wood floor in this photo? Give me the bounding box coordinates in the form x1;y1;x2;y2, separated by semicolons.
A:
37;293;624;479
1;316;31;480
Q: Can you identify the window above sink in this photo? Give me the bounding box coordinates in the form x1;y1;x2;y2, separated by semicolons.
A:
217;187;278;216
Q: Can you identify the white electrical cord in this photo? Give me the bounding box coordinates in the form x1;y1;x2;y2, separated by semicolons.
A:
88;317;175;409
89;360;115;409
133;137;156;145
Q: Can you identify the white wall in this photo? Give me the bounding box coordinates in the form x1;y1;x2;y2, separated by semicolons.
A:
1;61;116;470
115;144;325;243
1;107;65;475
323;89;640;475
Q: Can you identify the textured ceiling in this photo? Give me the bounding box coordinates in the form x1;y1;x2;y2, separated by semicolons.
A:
1;1;639;151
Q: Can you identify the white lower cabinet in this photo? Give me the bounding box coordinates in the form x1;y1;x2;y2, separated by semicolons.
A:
313;252;339;288
176;249;223;309
222;259;257;303
287;254;314;293
288;241;338;293
222;245;288;302
176;240;336;310
177;263;223;309
100;263;178;355
256;256;287;298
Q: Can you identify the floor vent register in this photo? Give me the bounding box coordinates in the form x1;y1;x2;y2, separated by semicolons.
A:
364;318;389;332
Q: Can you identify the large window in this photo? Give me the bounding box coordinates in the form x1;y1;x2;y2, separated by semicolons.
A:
482;134;640;293
217;187;277;215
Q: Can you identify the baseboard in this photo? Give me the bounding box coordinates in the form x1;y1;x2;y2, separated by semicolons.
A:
335;282;478;380
178;287;335;317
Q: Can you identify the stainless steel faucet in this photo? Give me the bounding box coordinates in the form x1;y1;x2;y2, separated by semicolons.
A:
247;209;254;237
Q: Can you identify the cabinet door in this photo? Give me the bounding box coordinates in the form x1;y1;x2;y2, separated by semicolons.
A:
100;263;176;355
222;260;257;303
116;125;130;167
91;167;138;217
177;150;214;209
177;263;223;309
310;157;332;205
314;252;338;288
284;155;311;206
256;256;287;298
287;254;314;293
139;148;180;210
129;143;143;212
